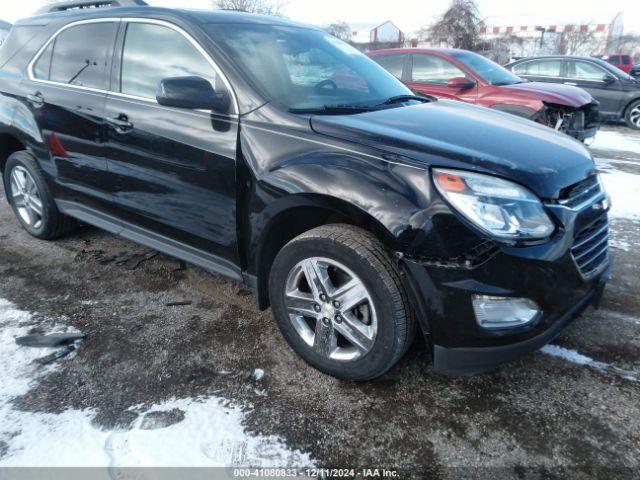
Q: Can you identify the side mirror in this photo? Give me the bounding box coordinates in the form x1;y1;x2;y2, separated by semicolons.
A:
602;74;616;84
156;76;230;112
447;76;477;90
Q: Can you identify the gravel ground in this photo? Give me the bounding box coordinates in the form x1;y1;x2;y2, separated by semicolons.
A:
0;125;639;479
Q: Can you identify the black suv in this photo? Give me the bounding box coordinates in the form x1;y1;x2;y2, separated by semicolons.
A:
0;0;611;380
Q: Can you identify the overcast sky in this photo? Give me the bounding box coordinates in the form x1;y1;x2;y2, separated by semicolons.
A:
2;0;639;34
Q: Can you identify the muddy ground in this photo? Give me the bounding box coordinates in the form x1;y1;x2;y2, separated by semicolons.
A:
0;125;639;479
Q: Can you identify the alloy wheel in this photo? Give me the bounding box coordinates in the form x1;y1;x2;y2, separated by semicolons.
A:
284;257;377;362
630;106;640;127
9;166;43;230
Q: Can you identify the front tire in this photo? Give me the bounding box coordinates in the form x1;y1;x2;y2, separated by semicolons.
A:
269;224;415;381
625;100;640;130
3;151;75;239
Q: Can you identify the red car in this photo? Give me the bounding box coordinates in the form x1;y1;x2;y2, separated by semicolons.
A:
369;48;601;141
594;54;633;74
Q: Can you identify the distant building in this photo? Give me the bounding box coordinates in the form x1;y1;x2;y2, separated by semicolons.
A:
349;21;405;49
0;20;10;45
478;12;624;60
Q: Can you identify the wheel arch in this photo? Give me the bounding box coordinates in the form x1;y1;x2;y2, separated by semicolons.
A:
250;193;397;310
623;97;640;115
0;132;27;175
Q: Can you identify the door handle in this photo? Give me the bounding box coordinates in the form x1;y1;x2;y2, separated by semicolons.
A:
27;92;44;107
563;82;578;86
107;114;133;133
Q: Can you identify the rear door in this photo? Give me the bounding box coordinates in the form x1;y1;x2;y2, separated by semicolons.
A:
406;53;477;102
103;19;239;265
22;20;118;209
564;59;622;116
511;58;563;84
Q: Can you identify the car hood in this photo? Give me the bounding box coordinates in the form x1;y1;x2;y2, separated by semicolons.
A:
501;81;593;107
310;100;596;199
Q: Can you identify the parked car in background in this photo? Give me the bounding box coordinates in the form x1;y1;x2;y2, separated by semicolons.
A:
593;54;633;74
630;65;640;80
369;48;600;141
506;56;640;130
0;1;611;380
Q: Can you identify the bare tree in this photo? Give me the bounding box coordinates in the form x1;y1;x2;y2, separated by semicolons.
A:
422;0;481;50
608;34;640;62
213;0;286;16
477;34;524;64
325;21;352;42
556;27;603;56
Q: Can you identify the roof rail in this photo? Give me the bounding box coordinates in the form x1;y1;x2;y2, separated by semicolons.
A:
36;0;148;15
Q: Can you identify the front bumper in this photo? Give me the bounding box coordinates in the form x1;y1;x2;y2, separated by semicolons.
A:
544;102;601;142
431;268;609;375
399;194;611;376
567;124;600;142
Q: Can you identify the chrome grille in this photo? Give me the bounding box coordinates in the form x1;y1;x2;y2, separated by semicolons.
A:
571;214;609;278
559;175;601;209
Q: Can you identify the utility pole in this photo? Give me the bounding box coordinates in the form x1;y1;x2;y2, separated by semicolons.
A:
535;26;546;54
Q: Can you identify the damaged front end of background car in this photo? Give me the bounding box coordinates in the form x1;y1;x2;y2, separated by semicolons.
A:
533;102;601;142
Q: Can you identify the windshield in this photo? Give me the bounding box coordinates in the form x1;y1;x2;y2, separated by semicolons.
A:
204;24;412;111
451;50;524;86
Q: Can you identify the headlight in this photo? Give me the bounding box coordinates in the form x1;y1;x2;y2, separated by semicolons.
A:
432;168;554;240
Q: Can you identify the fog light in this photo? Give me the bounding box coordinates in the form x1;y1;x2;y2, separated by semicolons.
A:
472;295;540;329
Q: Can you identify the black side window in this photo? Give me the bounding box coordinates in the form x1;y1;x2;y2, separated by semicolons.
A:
120;23;218;100
40;22;117;89
513;59;561;77
374;54;406;79
566;61;609;81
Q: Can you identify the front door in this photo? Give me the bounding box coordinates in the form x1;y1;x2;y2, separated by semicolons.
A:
563;60;622;117
406;53;477;103
22;20;119;209
104;20;239;264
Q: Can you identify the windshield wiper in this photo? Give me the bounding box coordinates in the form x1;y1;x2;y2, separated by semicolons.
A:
289;104;374;115
377;94;433;106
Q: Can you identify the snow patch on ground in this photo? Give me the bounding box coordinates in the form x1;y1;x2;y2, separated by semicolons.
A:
541;345;594;366
608;227;636;252
595;162;640;220
609;238;631;251
0;299;313;467
541;344;638;382
591;130;640;153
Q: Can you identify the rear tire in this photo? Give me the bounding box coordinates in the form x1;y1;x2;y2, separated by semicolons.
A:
269;224;415;381
624;100;640;130
3;151;75;239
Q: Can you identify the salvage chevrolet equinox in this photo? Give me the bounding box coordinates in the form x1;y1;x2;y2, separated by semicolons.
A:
0;0;611;380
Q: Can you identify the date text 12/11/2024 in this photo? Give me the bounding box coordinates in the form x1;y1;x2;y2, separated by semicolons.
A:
233;468;400;477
